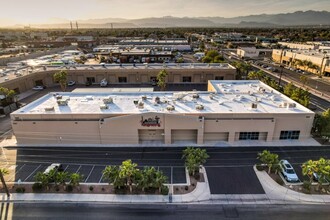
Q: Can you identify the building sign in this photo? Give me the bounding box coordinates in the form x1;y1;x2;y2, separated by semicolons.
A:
141;116;161;127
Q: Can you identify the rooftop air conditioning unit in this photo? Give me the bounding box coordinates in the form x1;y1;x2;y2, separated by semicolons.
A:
287;103;296;108
196;104;204;110
192;93;199;99
155;96;160;104
100;104;108;110
44;106;55;111
138;100;144;109
166;105;175;111
251;103;258;109
103;97;113;104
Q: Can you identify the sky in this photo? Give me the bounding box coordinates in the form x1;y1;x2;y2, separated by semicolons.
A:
0;0;329;26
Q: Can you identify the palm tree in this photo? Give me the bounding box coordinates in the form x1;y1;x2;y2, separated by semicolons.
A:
137;167;156;192
182;147;209;176
34;172;50;190
153;171;167;193
119;160;139;193
103;165;125;189
69;173;83;187
0;168;10;197
156;69;168;91
257;150;279;174
53;70;68;92
55;171;69;188
302;160;318;184
248;71;264;80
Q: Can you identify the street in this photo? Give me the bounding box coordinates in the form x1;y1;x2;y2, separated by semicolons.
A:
1;203;330;220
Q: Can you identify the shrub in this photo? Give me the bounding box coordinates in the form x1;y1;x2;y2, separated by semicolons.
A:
303;180;311;191
161;186;169;195
32;182;43;192
184;186;189;191
256;164;265;171
16;187;25;193
66;184;73;192
89;186;94;191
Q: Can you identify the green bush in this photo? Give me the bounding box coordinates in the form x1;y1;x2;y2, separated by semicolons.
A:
32;182;43;192
66;184;73;192
15;187;25;193
256;164;265;171
161;186;169;195
303;180;311;191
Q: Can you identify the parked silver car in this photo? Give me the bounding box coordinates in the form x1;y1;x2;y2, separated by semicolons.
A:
279;160;299;182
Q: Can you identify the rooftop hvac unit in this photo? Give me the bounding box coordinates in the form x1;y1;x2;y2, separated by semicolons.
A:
166;105;175;111
192;93;199;99
287;103;296;108
138;100;144;109
196;104;204;110
155;96;160;103
251;103;258;109
57;100;68;106
44;106;55;111
100;104;108;110
103;97;113;104
141;95;147;101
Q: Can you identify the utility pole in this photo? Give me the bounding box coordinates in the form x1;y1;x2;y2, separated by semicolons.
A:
278;65;284;86
76;21;78;30
70;21;73;32
0;170;10;198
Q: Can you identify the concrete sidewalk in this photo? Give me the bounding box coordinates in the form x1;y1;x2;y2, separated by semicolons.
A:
254;166;330;204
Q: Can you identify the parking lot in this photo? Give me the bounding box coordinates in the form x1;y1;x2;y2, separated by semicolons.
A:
206;166;265;194
4;163;187;184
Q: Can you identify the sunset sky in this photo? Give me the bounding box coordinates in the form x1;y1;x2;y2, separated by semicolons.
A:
0;0;329;26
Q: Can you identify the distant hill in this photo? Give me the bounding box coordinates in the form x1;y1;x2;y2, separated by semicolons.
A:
11;10;330;29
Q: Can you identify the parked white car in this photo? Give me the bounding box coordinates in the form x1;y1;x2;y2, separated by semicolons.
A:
279;160;299;183
32;86;45;91
100;79;108;87
67;81;76;86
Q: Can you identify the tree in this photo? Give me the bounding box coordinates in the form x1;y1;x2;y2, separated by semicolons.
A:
248;71;264;80
137;166;157;192
69;173;83;187
283;82;295;97
157;69;168;91
119;159;139;193
257;150;279;174
53;70;68;92
182;147;209;176
299;75;308;87
302;160;318;184
0;87;17;111
103;165;125;189
153;170;167;193
34;172;50;189
0;168;10;197
55;171;69;187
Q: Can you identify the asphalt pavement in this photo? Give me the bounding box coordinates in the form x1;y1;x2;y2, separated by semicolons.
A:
3;203;330;220
4;146;330;194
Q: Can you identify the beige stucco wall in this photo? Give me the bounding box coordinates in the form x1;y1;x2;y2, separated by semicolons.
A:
12;111;314;145
1;68;236;93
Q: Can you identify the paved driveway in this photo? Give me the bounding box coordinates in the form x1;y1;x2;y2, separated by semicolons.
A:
206;166;265;194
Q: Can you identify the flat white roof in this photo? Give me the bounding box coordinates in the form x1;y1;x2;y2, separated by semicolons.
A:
14;81;313;115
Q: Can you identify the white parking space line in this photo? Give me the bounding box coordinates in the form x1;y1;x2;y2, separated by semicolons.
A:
84;165;95;183
75;165;82;173
63;165;69;172
8;164;25;182
98;173;104;183
23;164;41;182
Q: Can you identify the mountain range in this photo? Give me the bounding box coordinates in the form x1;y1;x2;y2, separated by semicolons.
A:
13;10;330;28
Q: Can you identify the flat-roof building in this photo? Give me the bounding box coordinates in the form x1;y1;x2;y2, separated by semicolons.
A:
11;80;314;146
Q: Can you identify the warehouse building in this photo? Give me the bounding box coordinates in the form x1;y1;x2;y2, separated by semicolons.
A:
11;80;314;146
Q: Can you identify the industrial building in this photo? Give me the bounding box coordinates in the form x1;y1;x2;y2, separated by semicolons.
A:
11;80;314;146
